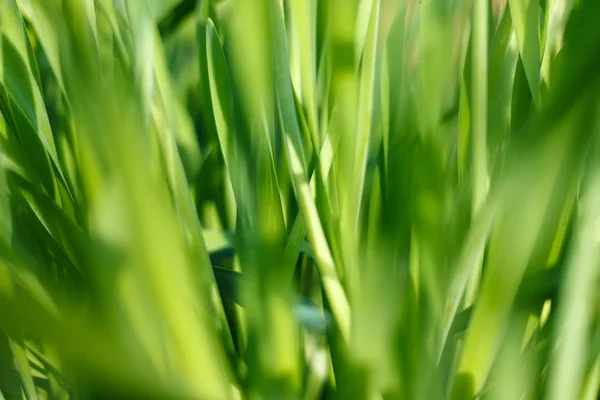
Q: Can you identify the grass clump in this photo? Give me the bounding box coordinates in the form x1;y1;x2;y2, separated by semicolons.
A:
1;0;600;399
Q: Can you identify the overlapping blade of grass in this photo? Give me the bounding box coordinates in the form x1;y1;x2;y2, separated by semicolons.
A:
347;0;379;239
540;0;574;83
0;111;33;400
204;16;251;367
149;18;204;183
5;1;236;397
452;1;600;396
508;0;542;106
0;205;189;398
18;0;65;93
9;178;86;271
0;280;192;398
213;2;305;395
341;4;408;398
17;180;79;312
0;0;71;205
266;0;350;345
8;335;38;400
0;334;22;400
384;5;471;396
194;1;238;232
451;80;596;400
151;25;220;304
327;0;357;260
440;198;498;359
141;10;240;372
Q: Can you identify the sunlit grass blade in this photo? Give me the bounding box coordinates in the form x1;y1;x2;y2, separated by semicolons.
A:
348;0;379;237
283;130;350;343
290;0;320;142
268;0;350;343
205;19;238;195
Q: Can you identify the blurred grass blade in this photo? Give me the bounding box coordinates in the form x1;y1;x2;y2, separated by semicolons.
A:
463;0;489;306
440;199;497;360
124;1;155;127
547;162;600;400
451;96;594;400
470;0;488;217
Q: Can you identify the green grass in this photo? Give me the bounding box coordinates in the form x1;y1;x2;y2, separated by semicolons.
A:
0;0;599;398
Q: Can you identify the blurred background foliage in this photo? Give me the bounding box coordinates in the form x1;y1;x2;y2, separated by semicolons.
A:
0;0;599;398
